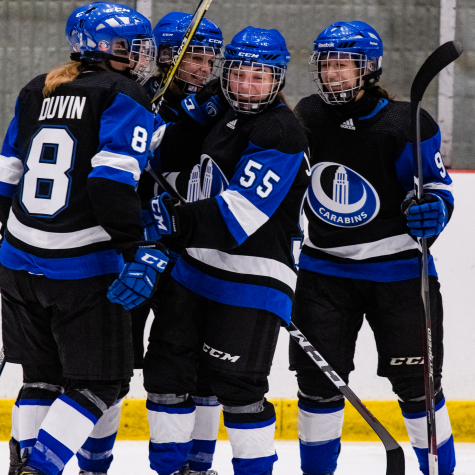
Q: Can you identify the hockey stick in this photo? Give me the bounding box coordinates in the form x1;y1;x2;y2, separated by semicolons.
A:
0;347;6;378
151;0;213;104
288;322;405;475
410;40;462;475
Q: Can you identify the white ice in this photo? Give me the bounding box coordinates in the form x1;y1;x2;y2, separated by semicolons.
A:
1;441;474;475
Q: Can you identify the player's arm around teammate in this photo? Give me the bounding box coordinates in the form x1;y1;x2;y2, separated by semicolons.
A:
290;21;455;475
133;27;310;475
0;4;169;475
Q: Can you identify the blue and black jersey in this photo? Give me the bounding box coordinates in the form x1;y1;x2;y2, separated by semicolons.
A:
0;70;155;279
295;94;454;282
157;103;310;324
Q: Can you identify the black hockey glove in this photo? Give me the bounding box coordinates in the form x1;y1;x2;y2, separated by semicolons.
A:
142;192;180;241
181;78;227;126
402;193;448;238
108;242;169;310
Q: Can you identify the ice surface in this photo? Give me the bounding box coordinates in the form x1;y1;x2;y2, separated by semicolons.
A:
1;441;473;475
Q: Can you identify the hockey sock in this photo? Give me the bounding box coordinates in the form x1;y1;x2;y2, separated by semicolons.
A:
147;393;196;475
400;395;456;475
77;398;124;473
15;383;64;457
186;396;221;472
298;397;345;475
223;399;278;475
27;389;107;475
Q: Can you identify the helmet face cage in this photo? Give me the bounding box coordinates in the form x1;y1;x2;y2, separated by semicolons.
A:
221;60;285;114
129;37;157;84
158;44;222;94
310;51;380;105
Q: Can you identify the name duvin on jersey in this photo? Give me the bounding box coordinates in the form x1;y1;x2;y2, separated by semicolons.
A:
39;96;86;121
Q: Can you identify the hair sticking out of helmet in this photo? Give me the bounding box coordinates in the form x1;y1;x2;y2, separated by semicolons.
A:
221;26;290;114
153;12;223;94
65;2;157;84
309;21;383;105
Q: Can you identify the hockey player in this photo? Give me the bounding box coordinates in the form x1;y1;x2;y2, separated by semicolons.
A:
290;21;456;475
138;26;310;475
133;12;225;475
1;3;168;475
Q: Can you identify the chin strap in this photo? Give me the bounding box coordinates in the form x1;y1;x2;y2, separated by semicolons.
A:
362;67;382;89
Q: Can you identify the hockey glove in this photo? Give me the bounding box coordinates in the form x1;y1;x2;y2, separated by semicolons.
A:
142;192;180;240
403;193;449;238
107;246;169;309
181;78;227;126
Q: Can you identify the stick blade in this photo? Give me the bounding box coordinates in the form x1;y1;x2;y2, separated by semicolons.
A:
386;446;406;475
411;40;463;103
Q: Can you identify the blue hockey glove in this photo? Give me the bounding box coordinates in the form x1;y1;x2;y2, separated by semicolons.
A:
107;246;169;309
181;78;227;126
142;192;179;240
403;193;449;238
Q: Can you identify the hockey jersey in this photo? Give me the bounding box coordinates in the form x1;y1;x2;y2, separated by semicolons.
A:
156;103;310;323
295;94;454;282
0;70;155;279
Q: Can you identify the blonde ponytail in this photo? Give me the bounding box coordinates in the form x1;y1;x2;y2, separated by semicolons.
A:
43;61;83;97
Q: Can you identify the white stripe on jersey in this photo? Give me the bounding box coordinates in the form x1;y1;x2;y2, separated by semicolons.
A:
220;189;268;237
149;123;167;153
187;248;297;291
0;154;24;185
7;212;111;250
91;150;141;182
423;182;454;193
403;403;452;449
299;406;344;443
304;233;421;260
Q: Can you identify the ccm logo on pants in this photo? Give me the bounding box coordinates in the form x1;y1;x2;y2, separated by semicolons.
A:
203;343;240;363
390;357;424;365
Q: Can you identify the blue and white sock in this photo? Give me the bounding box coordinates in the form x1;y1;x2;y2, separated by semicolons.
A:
298;400;344;475
77;398;123;473
223;399;277;475
15;383;63;457
402;396;456;475
27;393;101;475
147;393;195;475
187;396;221;472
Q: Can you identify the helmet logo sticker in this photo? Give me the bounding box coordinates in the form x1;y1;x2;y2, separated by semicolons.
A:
307;162;380;227
98;40;110;51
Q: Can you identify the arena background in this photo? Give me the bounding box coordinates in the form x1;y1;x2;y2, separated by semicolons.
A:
0;0;474;443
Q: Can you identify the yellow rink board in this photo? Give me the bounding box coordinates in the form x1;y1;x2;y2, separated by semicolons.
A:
0;399;473;442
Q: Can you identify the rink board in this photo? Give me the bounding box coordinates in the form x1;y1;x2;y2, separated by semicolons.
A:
0;399;473;442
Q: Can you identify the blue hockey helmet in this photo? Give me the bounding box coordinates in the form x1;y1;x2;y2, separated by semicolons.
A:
153;12;223;53
65;2;156;84
152;12;223;94
221;26;290;114
310;21;383;105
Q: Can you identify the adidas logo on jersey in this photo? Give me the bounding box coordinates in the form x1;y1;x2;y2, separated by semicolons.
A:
340;118;355;130
226;119;237;129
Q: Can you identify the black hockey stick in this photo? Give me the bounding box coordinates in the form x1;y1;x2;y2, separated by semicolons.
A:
151;0;213;103
410;40;462;475
287;322;405;475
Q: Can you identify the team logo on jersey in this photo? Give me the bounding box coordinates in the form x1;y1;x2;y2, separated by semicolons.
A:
307;162;380;227
98;40;110;52
185;155;229;202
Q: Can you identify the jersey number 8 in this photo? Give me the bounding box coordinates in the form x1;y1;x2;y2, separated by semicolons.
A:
21;127;76;217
